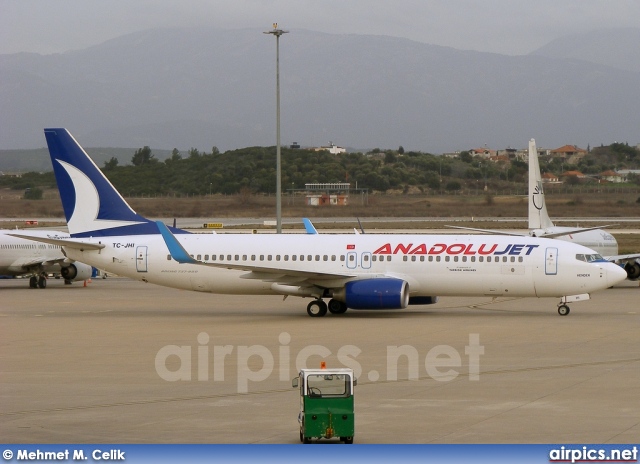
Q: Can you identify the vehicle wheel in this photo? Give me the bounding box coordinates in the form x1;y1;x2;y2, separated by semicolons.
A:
342;436;354;444
299;429;303;443
29;276;38;288
328;299;348;314
558;304;570;316
307;300;327;317
38;276;47;289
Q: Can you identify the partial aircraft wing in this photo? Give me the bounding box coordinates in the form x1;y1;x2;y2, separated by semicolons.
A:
445;225;527;236
445;224;617;239
604;253;640;262
302;218;318;234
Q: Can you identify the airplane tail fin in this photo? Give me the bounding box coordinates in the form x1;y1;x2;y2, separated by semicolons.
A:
44;128;182;238
528;138;554;230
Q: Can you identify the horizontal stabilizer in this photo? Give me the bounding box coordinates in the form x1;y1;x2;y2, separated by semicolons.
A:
8;233;105;250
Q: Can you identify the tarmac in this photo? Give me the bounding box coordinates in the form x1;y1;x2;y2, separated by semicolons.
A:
1;277;639;444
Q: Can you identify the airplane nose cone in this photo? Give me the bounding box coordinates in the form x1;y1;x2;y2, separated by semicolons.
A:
608;263;628;287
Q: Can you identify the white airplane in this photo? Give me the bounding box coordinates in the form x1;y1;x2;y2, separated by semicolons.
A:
12;128;627;316
450;139;640;281
0;229;93;288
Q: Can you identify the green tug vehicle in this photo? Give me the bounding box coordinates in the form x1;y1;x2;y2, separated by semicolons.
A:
292;366;357;444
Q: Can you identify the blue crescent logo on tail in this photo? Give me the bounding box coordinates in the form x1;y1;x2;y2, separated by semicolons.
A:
532;182;544;211
57;159;145;234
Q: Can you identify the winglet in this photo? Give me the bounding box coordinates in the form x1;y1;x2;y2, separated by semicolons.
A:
156;221;197;264
302;218;318;234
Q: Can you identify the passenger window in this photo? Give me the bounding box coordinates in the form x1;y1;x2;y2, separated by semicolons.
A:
227;255;232;261
510;256;515;262
197;255;202;260
453;256;458;262
518;257;523;262
420;256;424;262
204;255;209;261
487;256;491;262
403;256;408;262
462;256;467;262
502;256;507;262
167;254;171;260
308;255;312;261
292;255;297;261
315;255;320;261
387;256;391;262
235;255;239;261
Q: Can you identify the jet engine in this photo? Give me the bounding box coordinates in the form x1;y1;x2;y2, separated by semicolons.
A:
60;262;93;281
334;278;410;310
625;260;640;280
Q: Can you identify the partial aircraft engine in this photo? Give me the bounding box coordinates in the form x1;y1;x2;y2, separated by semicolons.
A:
624;261;640;280
60;262;93;281
338;278;410;310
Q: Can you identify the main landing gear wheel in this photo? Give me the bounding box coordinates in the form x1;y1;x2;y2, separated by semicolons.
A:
38;274;47;289
557;304;570;316
29;276;38;288
328;299;348;314
307;300;328;317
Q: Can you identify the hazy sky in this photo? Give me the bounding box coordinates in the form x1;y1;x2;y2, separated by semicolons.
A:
2;0;639;56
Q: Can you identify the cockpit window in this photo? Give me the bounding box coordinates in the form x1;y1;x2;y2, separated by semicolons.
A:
576;253;603;262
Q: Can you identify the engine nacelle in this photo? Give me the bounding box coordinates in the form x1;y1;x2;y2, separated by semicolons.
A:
60;262;93;281
408;296;439;305
338;278;409;310
624;261;640;281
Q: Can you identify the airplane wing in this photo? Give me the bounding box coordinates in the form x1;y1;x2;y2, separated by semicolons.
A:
155;221;360;285
604;253;640;262
7;233;106;250
535;225;617;239
445;225;528;236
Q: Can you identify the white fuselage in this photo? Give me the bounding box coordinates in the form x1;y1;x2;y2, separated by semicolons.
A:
64;232;623;299
0;230;68;276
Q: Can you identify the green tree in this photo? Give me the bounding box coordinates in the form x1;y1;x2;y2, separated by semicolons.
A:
103;157;119;170
131;146;154;166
